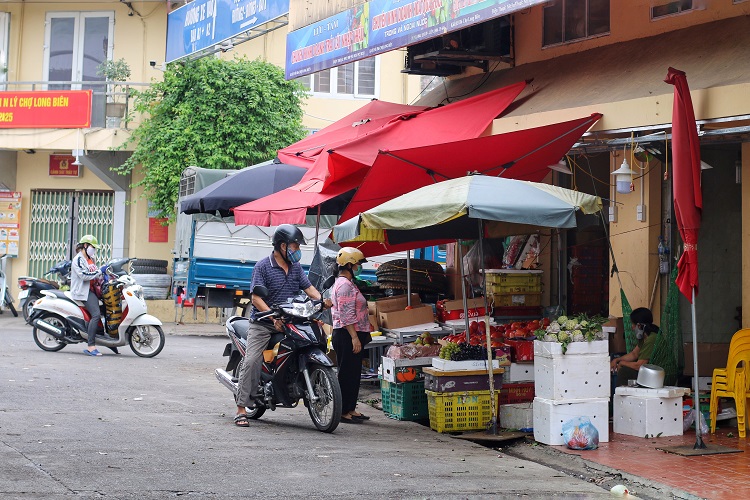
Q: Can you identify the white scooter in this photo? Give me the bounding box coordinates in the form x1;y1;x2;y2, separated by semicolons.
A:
29;258;165;357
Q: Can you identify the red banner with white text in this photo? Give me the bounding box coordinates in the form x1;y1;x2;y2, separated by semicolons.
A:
0;90;92;128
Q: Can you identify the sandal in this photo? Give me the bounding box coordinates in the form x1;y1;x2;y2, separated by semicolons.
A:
83;349;102;356
352;413;370;421
234;414;250;427
340;415;361;424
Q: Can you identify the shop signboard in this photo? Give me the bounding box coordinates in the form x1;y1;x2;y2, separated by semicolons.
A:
49;155;81;177
0;191;21;257
166;0;290;63
285;0;547;79
0;91;91;128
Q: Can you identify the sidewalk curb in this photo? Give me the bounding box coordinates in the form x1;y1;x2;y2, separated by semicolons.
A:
503;439;703;500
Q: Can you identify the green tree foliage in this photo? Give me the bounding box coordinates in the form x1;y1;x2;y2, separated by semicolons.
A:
117;56;308;220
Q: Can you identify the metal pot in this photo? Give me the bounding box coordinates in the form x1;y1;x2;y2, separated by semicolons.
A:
637;364;665;389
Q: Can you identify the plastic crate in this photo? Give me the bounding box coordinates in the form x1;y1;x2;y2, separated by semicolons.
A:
497;382;535;404
380;379;428;421
426;390;493;433
487;282;543;294
491;293;542;307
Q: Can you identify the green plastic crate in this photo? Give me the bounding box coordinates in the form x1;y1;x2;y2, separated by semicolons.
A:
380;379;428;421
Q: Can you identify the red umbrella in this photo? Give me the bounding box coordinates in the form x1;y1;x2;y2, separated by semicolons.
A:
665;67;702;302
277;100;428;168
234;80;529;225
665;66;704;450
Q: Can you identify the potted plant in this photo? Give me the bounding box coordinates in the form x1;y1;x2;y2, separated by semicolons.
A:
96;58;131;124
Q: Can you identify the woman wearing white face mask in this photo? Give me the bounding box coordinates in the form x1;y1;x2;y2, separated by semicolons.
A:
71;234;104;356
610;307;659;386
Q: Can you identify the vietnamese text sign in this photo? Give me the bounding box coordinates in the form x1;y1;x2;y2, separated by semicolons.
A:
149;217;169;243
285;0;546;79
0;191;21;257
49;155;81;177
166;0;290;63
0;91;92;128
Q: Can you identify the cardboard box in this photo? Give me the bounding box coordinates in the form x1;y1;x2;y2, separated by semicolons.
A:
604;317;626;354
684;343;730;377
378;304;434;330
369;314;378;331
438;297;487;321
368;294;421;316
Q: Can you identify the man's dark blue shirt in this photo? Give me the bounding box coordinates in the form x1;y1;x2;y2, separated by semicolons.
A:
250;253;312;320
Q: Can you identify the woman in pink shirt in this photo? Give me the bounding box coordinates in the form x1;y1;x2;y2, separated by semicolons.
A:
330;247;372;424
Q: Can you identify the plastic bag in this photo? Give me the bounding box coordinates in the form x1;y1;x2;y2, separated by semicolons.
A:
683;408;709;434
562;416;599;450
462;239;504;292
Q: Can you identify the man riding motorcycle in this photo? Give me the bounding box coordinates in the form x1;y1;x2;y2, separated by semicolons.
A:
234;224;331;427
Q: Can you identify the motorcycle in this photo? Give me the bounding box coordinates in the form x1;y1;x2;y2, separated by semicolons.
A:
0;255;18;317
215;282;342;433
29;257;165;357
18;260;71;322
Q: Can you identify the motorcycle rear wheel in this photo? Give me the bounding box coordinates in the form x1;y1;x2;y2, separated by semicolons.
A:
128;325;165;357
306;366;342;433
32;315;67;352
22;294;40;322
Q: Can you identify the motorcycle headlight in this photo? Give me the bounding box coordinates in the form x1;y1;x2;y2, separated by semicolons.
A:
282;301;321;318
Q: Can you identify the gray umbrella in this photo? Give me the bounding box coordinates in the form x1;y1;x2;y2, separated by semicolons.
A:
179;159;306;217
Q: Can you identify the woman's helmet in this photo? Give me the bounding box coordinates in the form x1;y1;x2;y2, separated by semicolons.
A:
336;247;367;266
272;224;306;250
79;234;99;248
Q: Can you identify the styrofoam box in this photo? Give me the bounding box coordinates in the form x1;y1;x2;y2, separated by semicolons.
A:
499;402;533;430
502;362;535;383
692;376;713;391
431;358;500;371
534;340;609;357
534;397;609;445
382;356;433;383
615;386;691;398
613;394;683;437
534;353;610;400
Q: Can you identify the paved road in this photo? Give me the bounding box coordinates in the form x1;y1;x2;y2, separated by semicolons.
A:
0;316;611;499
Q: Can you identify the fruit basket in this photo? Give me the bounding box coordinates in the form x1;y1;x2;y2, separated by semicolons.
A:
426;390;493;433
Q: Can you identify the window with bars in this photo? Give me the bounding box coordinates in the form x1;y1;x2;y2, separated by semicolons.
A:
651;0;694;19
297;57;379;98
543;0;610;47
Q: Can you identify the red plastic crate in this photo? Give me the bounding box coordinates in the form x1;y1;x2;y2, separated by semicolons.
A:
497;382;535;404
505;339;534;362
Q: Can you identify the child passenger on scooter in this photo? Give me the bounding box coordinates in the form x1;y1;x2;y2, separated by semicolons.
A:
71;235;103;356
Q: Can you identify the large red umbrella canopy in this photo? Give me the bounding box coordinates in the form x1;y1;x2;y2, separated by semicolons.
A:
234;80;528;225
340;113;603;257
277;100;428;168
665;67;702;301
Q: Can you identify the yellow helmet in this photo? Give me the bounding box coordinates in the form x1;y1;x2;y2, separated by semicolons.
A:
336;247;366;266
79;234;99;248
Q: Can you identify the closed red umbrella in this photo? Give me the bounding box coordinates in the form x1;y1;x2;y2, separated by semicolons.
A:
665;66;704;450
665;67;702;301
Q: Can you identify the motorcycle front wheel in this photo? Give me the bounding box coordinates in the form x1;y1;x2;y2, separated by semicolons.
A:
22;294;40;322
306;366;342;433
32;314;67;352
128;325;165;358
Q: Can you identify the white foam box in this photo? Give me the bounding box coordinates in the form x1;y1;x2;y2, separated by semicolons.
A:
533;397;609;445
431;358;500;371
382;356;434;383
502;362;535;383
534;353;610;400
499;402;533;430
534;339;609;357
613;391;684;437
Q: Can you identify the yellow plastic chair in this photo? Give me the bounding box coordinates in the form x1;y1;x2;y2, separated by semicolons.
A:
709;329;750;437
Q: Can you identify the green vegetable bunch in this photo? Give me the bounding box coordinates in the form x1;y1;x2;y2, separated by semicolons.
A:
534;313;607;354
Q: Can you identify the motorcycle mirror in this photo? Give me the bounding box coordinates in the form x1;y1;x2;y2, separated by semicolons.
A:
321;275;336;291
252;285;269;299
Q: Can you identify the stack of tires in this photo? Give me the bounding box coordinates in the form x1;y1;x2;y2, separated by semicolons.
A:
131;259;172;300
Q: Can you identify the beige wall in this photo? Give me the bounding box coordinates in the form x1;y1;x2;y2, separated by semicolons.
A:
127;168;176;268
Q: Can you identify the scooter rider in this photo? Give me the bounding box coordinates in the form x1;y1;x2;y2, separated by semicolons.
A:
234;224;331;427
71;235;103;356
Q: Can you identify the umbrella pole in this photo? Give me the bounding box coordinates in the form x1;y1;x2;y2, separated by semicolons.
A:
477;219;498;434
457;239;470;343
691;288;706;449
314;205;321;250
406;251;412;307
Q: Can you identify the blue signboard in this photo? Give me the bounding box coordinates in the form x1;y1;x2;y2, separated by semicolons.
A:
285;0;546;80
166;0;290;63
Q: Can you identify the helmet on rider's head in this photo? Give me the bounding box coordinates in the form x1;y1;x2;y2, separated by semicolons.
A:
272;224;306;251
79;234;99;248
336;247;367;266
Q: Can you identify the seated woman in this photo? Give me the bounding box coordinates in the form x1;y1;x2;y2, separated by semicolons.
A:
610;307;659;387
